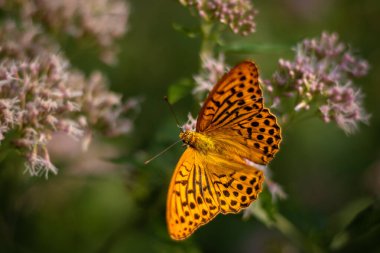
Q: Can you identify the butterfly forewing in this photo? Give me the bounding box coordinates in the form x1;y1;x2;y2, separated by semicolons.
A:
167;148;220;240
196;61;263;132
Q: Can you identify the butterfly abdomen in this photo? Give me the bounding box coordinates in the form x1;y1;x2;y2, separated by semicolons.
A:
179;130;215;153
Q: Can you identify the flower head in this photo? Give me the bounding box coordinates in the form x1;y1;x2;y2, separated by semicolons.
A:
265;32;369;134
0;54;138;176
319;84;369;134
1;0;129;64
0;1;136;176
180;0;258;36
193;54;227;98
182;113;197;131
0;20;57;60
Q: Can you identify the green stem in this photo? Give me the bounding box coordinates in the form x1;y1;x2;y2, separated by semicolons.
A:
272;213;325;253
0;130;23;163
199;21;215;60
252;203;325;253
281;110;319;132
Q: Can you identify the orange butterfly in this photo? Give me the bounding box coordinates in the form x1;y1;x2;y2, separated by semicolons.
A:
167;60;282;240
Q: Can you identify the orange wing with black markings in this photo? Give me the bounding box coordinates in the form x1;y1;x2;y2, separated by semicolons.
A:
196;61;263;132
166;148;264;240
198;61;281;164
166;60;282;240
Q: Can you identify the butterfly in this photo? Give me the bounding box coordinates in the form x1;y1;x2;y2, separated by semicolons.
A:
166;60;281;240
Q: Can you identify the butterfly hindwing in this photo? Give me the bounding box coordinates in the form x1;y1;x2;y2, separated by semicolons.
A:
207;107;281;165
207;162;264;214
231;108;281;164
166;148;265;240
196;61;263;132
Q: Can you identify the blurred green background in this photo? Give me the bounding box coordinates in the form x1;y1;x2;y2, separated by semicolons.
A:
1;0;380;252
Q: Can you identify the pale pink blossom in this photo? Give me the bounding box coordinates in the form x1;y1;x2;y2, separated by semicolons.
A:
0;55;138;176
264;32;369;134
180;0;257;36
1;0;129;64
193;54;227;97
182;113;197;131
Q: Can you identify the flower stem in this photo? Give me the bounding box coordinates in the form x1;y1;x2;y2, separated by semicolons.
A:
252;202;325;253
199;21;216;61
271;213;325;253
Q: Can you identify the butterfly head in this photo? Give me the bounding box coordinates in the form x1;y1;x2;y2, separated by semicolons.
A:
179;130;215;153
179;130;194;146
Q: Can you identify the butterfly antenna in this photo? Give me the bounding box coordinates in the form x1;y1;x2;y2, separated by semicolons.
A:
164;96;181;128
144;139;182;165
144;96;183;165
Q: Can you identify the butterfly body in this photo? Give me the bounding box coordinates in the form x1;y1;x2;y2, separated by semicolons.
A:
167;61;282;240
179;130;216;153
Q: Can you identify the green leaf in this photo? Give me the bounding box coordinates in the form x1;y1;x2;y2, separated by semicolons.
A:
220;43;288;54
172;23;200;38
330;200;380;252
258;187;279;221
167;78;193;104
243;187;279;226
